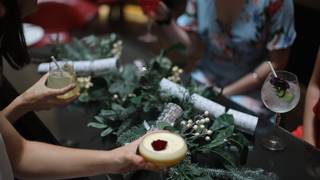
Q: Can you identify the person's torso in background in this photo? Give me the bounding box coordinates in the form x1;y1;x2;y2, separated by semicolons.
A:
195;0;295;86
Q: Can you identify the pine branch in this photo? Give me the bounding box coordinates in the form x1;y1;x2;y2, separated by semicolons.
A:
168;158;278;180
117;125;147;145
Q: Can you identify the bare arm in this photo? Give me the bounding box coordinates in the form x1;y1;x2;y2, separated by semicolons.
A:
2;73;78;123
223;48;289;96
162;20;193;52
153;2;193;53
0;113;155;179
303;48;320;146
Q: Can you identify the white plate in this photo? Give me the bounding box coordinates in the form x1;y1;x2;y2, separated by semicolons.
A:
23;23;45;46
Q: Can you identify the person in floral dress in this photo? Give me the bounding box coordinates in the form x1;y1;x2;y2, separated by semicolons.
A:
152;0;296;113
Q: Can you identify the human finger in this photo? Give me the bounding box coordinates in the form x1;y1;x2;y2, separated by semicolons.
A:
46;84;76;96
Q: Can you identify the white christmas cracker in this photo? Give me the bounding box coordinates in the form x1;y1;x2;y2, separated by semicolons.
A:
226;109;258;135
37;57;118;76
159;78;190;101
159;78;258;134
190;93;226;118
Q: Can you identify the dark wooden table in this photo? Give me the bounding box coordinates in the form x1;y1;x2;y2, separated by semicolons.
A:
3;35;320;180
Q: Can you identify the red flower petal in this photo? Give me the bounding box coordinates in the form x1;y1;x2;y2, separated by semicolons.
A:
151;139;168;151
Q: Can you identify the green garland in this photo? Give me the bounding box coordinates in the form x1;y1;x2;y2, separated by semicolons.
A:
55;35;276;180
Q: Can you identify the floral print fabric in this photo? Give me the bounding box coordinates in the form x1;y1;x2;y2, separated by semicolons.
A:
177;0;296;86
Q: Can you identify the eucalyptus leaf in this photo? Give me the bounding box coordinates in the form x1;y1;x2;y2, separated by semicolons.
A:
119;106;137;120
87;122;107;129
112;103;125;112
94;116;104;123
99;109;116;118
108;81;126;94
100;127;113;137
116;118;133;136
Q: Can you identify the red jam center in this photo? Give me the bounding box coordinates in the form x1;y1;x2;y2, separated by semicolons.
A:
151;139;167;151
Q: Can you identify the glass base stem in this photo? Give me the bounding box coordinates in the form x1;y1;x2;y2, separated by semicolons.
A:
261;134;285;151
138;33;158;43
262;113;285;151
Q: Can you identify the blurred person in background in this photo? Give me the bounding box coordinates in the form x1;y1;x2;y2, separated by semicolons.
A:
149;0;296;113
301;48;320;148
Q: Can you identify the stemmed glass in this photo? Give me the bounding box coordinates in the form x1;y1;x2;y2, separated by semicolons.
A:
261;71;300;150
138;0;159;43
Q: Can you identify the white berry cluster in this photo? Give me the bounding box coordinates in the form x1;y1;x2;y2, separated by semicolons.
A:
112;93;136;102
167;66;183;83
180;111;213;141
77;76;93;90
112;40;123;58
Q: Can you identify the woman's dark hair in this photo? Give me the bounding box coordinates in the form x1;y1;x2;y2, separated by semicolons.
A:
0;0;30;69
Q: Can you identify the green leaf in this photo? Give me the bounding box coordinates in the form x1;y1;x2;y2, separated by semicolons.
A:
100;127;113;137
157;121;172;130
211;114;234;131
117;125;146;144
108;81;126;94
230;133;250;148
119;106;136;119
130;96;143;105
78;93;90;102
87;122;107;129
122;65;139;81
109;81;136;98
94;116;104;123
200;126;234;151
90;88;109;99
112;103;125;112
99;109;116;117
229;133;250;165
211;147;237;168
116;118;133;136
159;57;173;71
73;38;93;60
143;101;151;112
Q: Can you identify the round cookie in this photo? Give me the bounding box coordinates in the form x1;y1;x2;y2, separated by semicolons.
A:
138;132;188;167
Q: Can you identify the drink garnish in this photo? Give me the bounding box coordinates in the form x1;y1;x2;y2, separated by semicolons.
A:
151;139;167;151
270;77;294;102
